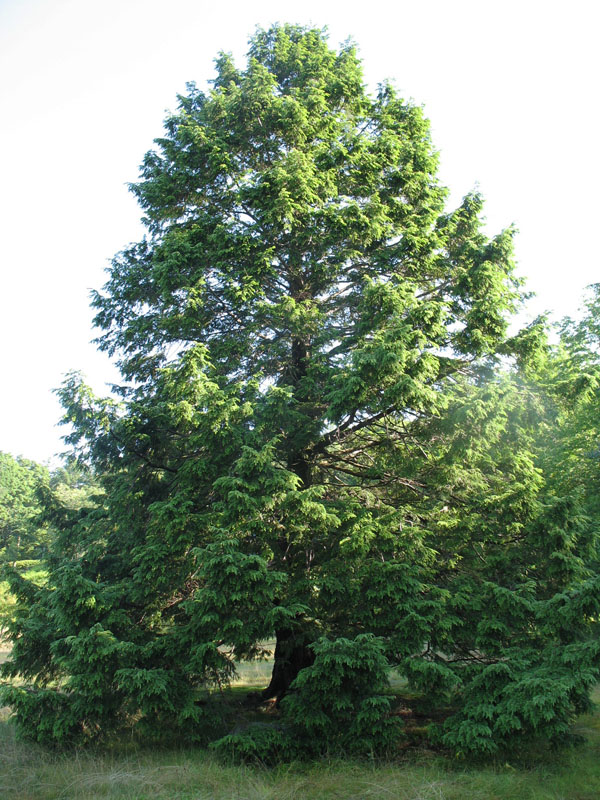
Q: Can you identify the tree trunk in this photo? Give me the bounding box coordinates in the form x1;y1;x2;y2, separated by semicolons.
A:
261;310;315;702
261;628;315;702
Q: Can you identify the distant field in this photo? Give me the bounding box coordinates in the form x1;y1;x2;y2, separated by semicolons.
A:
229;641;275;687
230;658;274;688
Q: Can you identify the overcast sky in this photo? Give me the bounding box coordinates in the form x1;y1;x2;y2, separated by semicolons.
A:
1;0;598;464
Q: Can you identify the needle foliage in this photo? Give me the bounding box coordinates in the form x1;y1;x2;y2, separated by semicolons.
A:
2;26;599;758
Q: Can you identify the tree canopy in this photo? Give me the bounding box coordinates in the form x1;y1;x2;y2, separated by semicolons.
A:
0;452;49;564
2;25;599;758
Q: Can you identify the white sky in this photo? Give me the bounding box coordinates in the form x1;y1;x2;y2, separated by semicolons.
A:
1;0;598;465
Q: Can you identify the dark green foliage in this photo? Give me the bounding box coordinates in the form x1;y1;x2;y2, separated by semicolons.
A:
2;25;599;759
1;685;84;746
210;723;298;766
282;635;403;757
211;635;403;762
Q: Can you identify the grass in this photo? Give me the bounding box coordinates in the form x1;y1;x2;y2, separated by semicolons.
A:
0;678;599;800
229;652;275;689
0;727;599;799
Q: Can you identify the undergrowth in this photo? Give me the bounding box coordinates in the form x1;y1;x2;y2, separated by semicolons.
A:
0;685;598;799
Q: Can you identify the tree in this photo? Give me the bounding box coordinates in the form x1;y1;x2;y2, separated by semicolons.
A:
539;284;600;518
0;452;49;564
3;25;598;755
0;455;100;635
91;22;521;695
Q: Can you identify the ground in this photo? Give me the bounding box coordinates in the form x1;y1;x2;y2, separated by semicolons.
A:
1;647;599;800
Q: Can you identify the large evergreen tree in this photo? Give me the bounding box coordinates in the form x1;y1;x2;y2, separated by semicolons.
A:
3;25;599;755
90;22;522;697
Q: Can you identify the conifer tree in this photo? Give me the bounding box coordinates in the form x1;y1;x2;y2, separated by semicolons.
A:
3;25;598;755
89;22;523;698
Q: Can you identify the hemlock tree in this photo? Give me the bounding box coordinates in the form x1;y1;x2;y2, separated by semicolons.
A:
3;25;599;755
91;24;522;700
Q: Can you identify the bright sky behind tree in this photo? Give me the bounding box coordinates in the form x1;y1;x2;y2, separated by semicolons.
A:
1;0;598;464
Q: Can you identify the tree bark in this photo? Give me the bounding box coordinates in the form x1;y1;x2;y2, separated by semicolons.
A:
261;627;315;702
262;287;316;702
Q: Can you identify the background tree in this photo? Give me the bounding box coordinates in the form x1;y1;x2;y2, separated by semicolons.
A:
0;452;49;564
0;454;100;638
2;25;598;756
538;284;600;518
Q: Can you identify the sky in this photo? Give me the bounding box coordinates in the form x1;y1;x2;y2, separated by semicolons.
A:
1;0;598;465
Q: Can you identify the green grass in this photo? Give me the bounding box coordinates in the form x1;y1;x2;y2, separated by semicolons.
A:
1;687;599;799
230;649;275;689
0;728;599;800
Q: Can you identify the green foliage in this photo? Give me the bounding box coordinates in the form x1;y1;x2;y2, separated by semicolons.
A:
0;454;101;633
282;635;403;757
1;685;84;746
211;635;403;763
539;284;600;523
0;452;49;563
210;723;298;766
2;25;599;760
